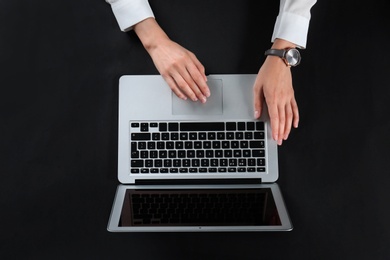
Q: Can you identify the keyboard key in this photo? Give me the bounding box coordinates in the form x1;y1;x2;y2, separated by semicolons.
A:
131;133;151;140
245;132;253;139
179;168;188;173
250;141;264;148
247;122;255;130
140;150;148;158
229;158;237;166
131;160;143;167
256;122;264;130
226;122;236;130
240;141;248;148
173;159;181;167
138;142;146;149
168;122;179;131
207;132;216;140
145;160;153;167
252;149;265;157
154;160;163;167
175;141;184;149
148;142;156;149
257;159;265;166
254;132;264;139
226;132;234;139
141;123;148;132
183;159;191;167
180;122;225;131
159;123;167;131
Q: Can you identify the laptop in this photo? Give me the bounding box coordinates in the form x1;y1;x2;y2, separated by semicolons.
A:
107;74;293;232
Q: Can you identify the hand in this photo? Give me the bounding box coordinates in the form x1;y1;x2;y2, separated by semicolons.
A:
253;53;299;146
148;38;210;103
134;18;210;103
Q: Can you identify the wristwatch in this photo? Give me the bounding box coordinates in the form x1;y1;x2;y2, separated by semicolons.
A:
264;48;301;67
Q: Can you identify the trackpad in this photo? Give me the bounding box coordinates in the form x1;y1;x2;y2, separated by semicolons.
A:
172;79;223;115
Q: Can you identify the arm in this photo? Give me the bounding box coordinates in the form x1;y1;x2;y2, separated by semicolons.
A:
106;0;210;103
254;0;317;145
105;0;154;32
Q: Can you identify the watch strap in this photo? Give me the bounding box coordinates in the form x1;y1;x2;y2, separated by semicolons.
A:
264;49;286;58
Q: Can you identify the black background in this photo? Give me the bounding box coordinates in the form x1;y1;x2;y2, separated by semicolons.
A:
1;0;390;259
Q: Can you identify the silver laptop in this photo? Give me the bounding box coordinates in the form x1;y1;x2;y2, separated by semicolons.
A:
107;74;293;232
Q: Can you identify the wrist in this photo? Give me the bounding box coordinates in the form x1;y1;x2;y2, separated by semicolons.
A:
266;39;301;67
134;18;169;51
271;38;297;50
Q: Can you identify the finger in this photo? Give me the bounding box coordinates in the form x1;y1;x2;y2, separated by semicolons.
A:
189;52;208;82
278;104;285;145
164;75;187;100
283;103;293;140
178;67;207;103
253;85;264;119
292;98;299;128
268;104;279;142
170;72;198;102
186;62;210;99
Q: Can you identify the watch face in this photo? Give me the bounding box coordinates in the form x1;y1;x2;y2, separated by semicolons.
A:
285;49;301;66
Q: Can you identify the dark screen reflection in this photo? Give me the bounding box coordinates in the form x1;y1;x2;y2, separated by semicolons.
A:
119;188;281;227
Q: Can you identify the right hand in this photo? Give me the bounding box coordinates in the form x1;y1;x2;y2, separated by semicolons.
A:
147;38;210;103
134;18;210;103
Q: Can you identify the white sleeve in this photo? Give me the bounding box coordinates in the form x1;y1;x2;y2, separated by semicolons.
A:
272;0;317;48
106;0;154;32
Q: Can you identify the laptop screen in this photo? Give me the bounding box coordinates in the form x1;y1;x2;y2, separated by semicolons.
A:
118;188;281;227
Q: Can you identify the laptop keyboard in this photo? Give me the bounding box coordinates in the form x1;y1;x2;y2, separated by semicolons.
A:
130;121;266;174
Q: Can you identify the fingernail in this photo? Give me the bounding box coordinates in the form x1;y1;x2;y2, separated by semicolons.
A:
278;139;283;145
254;110;259;118
274;134;278;141
192;97;198;102
284;134;288;140
205;91;211;97
182;96;187;100
201;96;207;103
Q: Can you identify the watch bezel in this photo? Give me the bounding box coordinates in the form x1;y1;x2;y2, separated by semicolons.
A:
284;48;301;67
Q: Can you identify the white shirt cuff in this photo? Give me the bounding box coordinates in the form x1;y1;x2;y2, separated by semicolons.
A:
271;12;311;49
110;0;155;32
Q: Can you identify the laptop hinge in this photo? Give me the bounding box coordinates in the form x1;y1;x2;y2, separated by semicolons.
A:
135;178;262;185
